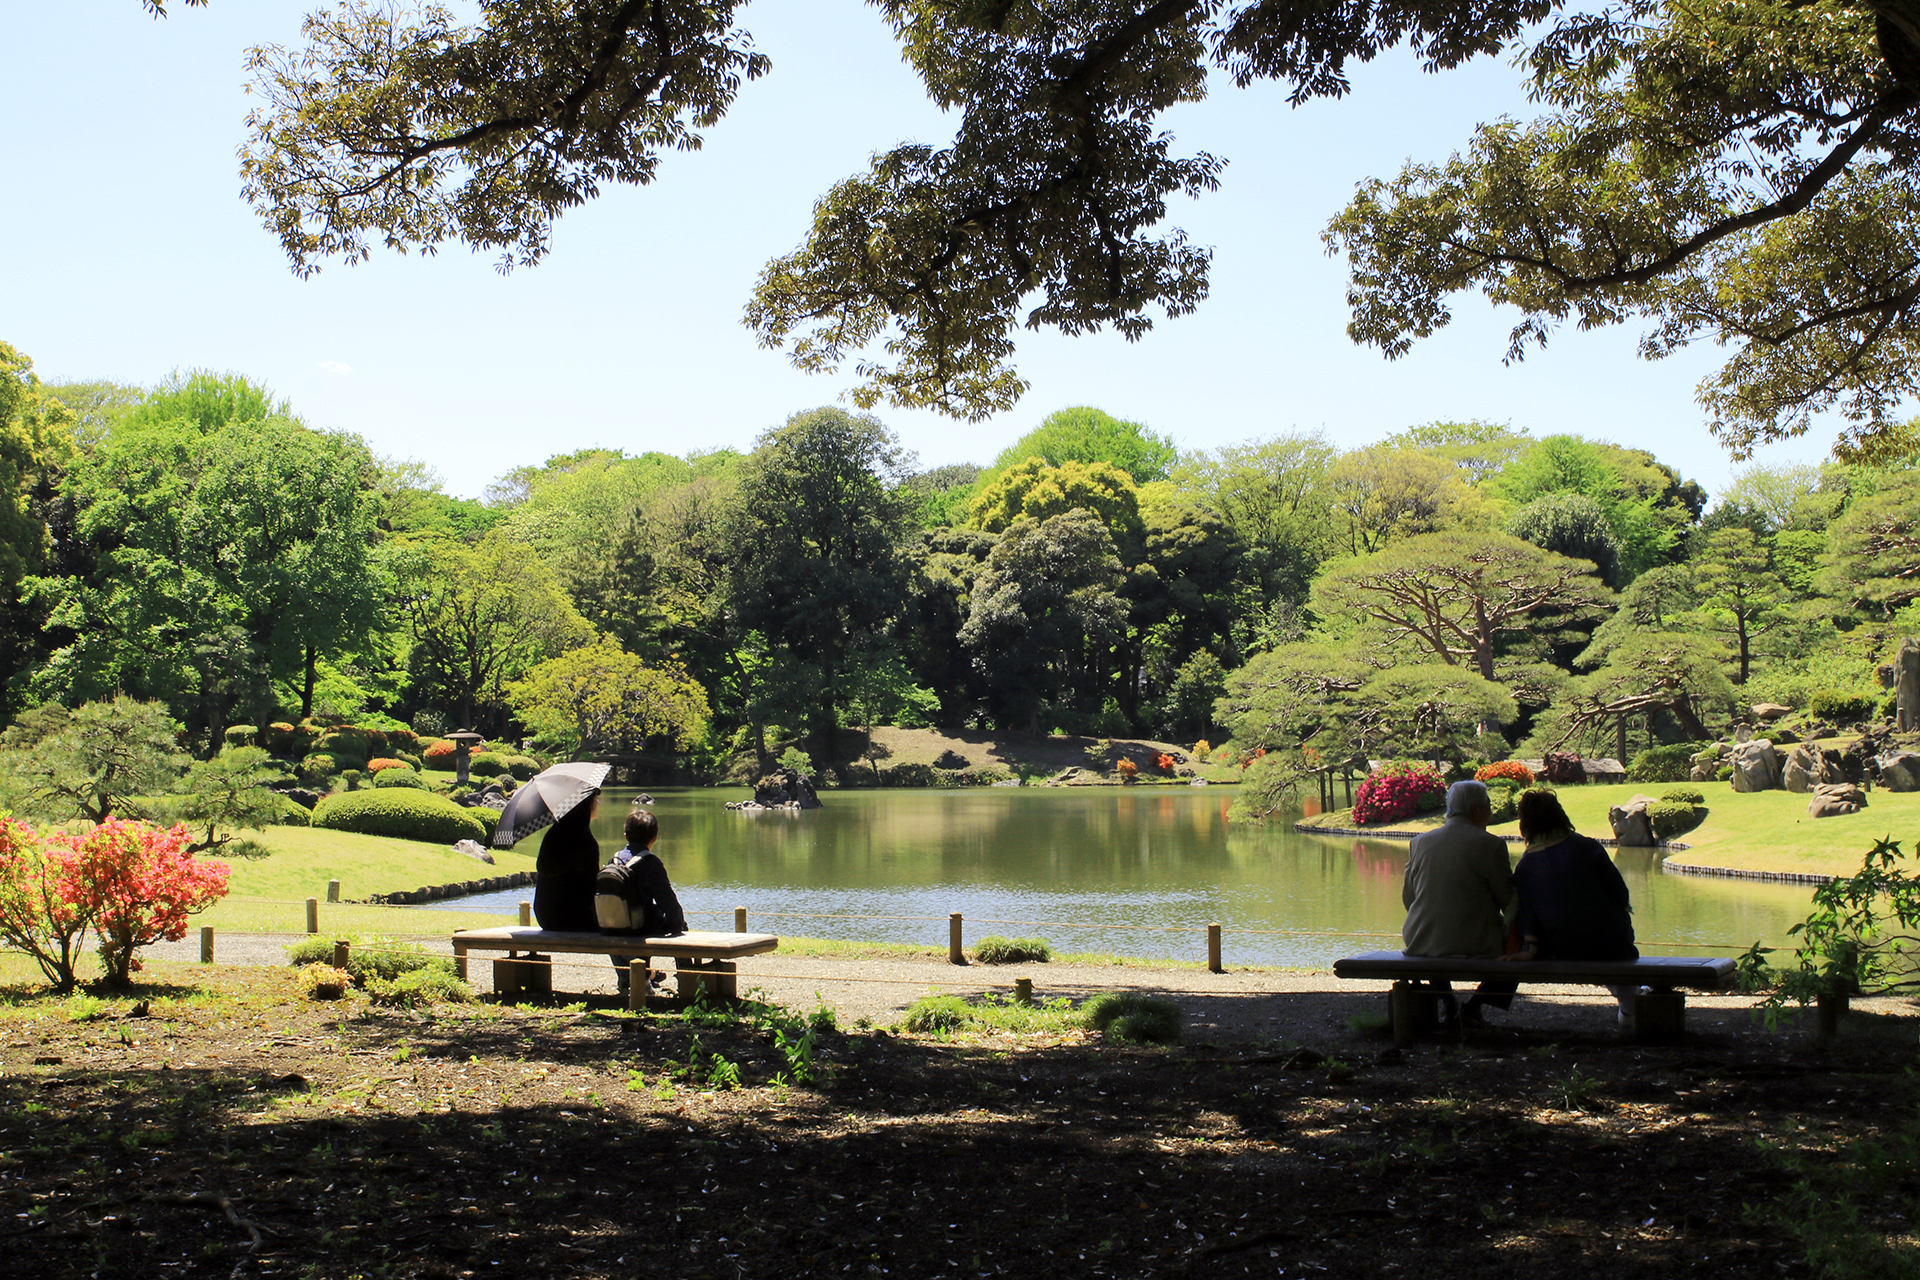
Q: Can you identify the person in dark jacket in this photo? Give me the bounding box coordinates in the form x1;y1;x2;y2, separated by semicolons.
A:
1505;788;1639;1022
532;789;601;932
604;807;687;992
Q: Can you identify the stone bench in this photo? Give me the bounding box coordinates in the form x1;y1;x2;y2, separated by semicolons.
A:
1332;950;1737;1046
450;927;779;1003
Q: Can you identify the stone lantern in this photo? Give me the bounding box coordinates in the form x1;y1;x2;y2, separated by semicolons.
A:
446;730;485;785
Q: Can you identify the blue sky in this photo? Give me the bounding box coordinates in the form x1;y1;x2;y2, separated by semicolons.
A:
1;1;1841;499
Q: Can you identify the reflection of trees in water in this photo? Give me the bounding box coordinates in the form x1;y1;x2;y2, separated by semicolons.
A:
1350;840;1405;891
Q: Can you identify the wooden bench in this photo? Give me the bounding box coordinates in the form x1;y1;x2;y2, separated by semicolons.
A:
1332;950;1737;1046
451;927;779;1003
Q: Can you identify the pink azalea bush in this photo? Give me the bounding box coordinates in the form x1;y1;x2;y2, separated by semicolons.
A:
1351;763;1447;826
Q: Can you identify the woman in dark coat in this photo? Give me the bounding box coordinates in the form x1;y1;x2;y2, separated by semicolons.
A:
1507;788;1639;1021
532;789;601;932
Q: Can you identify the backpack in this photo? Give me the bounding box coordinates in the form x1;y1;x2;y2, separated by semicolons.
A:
594;860;647;934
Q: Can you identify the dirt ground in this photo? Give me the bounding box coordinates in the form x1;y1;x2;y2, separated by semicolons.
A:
5;954;1919;1280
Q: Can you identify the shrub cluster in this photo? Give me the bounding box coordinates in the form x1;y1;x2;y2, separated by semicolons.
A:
1083;992;1183;1044
366;757;409;773
421;740;457;771
223;724;258;748
1809;689;1878;723
1483;780;1520;824
367;967;473;1007
284;934;452;983
871;762;1014;787
972;935;1052;964
468;750;512;777
1352;762;1447;826
1627;741;1708;784
310;789;486;845
1474;760;1534;788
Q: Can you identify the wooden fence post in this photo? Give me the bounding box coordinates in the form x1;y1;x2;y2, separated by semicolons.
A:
949;912;966;965
306;897;319;934
735;906;747;932
1207;923;1223;973
199;926;213;964
327;879;341;904
519;901;532;927
333;940;350;969
1014;977;1033;1005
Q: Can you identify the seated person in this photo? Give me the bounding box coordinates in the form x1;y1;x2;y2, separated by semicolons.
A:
1402;780;1518;1027
1506;788;1639;1021
596;808;688;992
532;790;601;932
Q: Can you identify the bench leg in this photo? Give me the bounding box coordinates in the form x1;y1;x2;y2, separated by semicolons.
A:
1634;990;1685;1041
495;953;553;999
453;942;468;984
627;959;649;1013
676;958;738;1002
1388;982;1439;1048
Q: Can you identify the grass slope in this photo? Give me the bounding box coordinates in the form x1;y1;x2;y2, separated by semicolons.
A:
1299;782;1920;878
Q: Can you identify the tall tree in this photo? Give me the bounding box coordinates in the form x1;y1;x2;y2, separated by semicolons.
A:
726;408;916;751
983;406;1177;485
0;343;78;724
1693;527;1788;684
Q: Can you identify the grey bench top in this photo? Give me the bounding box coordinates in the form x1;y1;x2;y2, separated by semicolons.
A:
451;928;779;960
1333;950;1736;991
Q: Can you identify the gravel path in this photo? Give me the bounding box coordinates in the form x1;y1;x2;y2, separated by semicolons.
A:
144;929;1914;1046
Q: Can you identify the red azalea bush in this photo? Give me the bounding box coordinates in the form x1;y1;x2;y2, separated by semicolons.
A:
421;740;458;771
1352;763;1447;826
0;815;230;990
1475;760;1535;788
1157;753;1177;774
1116;758;1139;780
366;757;409;773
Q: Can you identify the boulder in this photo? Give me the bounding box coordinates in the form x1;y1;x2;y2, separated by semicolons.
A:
1730;739;1782;793
933;749;971;770
452;838;495;864
1607;794;1661;847
1781;743;1843;794
1688;742;1729;782
1897;636;1920;733
1809;782;1869;818
1752;702;1793;723
1878;752;1920;792
455;781;510;809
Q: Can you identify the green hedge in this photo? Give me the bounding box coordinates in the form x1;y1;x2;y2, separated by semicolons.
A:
310;789;486;845
272;795;312;827
373;766;425;789
505;754;540;781
468;751;513;777
1627;741;1706;784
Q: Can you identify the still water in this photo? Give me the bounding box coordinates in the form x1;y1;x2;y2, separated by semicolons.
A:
435;787;1809;968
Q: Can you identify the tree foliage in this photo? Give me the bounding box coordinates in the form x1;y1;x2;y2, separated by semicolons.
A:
507;638;710;759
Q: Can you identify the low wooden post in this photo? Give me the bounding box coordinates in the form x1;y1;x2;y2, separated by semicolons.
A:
332;940;350;970
199;926;214;964
305;897;319;934
1207;923;1223;973
1816;992;1849;1041
519;901;532;927
452;941;468;983
628;959;649;1013
1014;977;1033;1005
327;879;341;904
949;912;966;965
734;906;747;932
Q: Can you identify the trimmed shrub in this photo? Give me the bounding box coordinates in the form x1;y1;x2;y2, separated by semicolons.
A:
1660;786;1706;805
297;753;341;783
372;766;426;789
1647;799;1706;839
366;757;409;773
972;936;1052;964
398;751;424;772
472;808;500;845
386;727;421;754
223;724;258;748
272;796;311;826
1627;742;1705;784
504;755;540;781
1475;760;1535;788
1083;992;1183;1044
1484;781;1519;824
468;751;512;777
1115;758;1139;780
1352;762;1447;826
421;740;457;771
340;769;364;791
1809;689;1877;723
310;789;486;845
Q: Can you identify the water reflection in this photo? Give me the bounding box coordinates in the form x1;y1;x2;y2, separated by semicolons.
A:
435;787;1811;967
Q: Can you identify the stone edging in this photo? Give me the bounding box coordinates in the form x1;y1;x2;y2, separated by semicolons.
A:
1658;860;1837;886
359;869;537;905
1292;821;1691;853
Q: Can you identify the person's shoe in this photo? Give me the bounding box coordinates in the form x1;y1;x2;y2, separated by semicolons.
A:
1457;1005;1489;1029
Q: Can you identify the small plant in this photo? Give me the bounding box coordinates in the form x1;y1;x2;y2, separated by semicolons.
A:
902;994;972;1033
285;934;451;985
1083;992;1183;1044
972;935;1052;964
365;966;473;1008
1156;753;1178;775
777;745;814;776
1192;739;1212;758
65;993;108;1022
1646;798;1706;839
1324;1057;1356;1084
298;964;353;1001
1554;1068;1601;1111
1347;1011;1391;1036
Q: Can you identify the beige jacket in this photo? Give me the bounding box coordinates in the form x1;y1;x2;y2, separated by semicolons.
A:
1401;816;1515;958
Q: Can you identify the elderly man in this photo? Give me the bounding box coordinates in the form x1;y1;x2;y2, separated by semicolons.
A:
1403;779;1518;1027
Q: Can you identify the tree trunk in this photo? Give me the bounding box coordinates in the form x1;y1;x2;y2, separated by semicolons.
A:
301;643;318;719
1734;616;1751;685
1670;697;1710;741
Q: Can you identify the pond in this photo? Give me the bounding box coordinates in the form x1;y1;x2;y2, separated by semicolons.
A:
434;786;1812;968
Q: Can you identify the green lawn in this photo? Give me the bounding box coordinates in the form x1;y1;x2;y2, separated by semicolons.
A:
1300;782;1920;878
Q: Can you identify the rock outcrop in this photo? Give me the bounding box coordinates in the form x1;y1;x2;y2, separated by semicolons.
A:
1878;752;1920;792
1897;637;1920;732
1690;742;1729;782
729;768;823;811
1781;743;1844;793
1607;795;1661;847
1730;739;1781;792
1809;783;1869;818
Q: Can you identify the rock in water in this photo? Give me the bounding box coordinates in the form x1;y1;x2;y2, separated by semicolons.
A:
1607;795;1660;847
1730;740;1782;792
747;767;822;810
1809;783;1868;818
